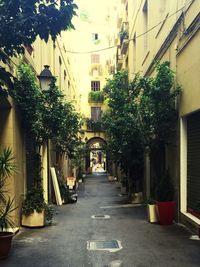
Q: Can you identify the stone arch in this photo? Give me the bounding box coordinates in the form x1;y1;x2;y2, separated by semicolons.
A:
86;137;107;173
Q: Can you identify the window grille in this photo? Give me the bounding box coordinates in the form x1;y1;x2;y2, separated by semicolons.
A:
91;81;100;91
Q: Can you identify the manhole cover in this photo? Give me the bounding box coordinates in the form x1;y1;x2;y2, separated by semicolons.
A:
109;260;123;267
91;215;110;219
87;240;122;252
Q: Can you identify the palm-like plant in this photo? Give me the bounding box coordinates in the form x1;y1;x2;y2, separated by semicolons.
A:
0;198;16;231
0;148;16;231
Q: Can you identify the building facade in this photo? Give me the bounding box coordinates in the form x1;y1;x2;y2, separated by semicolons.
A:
68;0;118;173
116;0;200;233
0;35;78;227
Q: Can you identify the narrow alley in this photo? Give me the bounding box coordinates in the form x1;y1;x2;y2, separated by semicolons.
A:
1;174;200;267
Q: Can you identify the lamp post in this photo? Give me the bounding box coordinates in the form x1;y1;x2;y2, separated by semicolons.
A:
38;65;54;91
38;65;54;202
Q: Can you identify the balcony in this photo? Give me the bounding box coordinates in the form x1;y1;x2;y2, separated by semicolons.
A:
88;91;104;103
89;64;103;76
86;119;104;132
116;46;123;70
119;22;129;55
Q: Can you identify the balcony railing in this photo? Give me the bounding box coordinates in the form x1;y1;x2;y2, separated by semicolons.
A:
88;91;104;103
116;46;123;70
119;22;129;54
86;119;104;132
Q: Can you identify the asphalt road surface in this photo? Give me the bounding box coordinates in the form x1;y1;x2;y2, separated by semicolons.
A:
1;174;200;267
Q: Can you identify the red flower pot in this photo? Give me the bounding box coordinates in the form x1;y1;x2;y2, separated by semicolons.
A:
157;201;176;225
0;232;14;259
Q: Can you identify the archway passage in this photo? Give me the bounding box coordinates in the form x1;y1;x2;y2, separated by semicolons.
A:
86;137;107;174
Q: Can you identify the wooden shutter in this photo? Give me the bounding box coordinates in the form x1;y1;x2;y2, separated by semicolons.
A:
91;107;101;121
25;136;37;189
187;112;200;213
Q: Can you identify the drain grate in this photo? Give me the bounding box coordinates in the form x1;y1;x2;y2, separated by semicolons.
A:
87;240;122;252
91;215;110;219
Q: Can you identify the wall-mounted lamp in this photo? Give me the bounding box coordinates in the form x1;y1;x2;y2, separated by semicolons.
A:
38;65;54;91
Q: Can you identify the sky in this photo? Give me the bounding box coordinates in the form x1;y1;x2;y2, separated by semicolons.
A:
74;0;117;25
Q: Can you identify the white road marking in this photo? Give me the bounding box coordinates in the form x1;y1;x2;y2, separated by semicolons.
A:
108;260;123;267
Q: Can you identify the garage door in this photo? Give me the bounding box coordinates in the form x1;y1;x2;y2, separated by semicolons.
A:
187;111;200;214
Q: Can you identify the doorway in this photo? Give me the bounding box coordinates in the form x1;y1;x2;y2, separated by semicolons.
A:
86;137;107;173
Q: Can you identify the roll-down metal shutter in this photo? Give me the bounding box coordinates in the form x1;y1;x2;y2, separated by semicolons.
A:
187;112;200;213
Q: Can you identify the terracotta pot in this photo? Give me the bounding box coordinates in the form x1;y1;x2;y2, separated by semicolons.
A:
157;201;176;225
0;232;14;259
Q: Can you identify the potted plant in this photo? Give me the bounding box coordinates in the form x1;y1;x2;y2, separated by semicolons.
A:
21;186;45;227
155;170;175;225
120;176;128;195
0;148;17;259
21;186;54;227
59;183;70;204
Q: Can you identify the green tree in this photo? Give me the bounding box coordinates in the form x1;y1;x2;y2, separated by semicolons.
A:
12;63;81;213
12;63;45;144
0;0;77;92
12;63;81;155
103;71;144;193
103;62;181;194
43;78;81;156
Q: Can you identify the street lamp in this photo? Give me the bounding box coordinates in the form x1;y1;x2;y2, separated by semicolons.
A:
37;65;54;91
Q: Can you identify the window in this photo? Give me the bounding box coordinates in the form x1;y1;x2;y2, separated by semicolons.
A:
91;54;100;64
133;32;136;72
91;81;100;91
64;70;67;80
59;56;62;65
92;33;99;41
91;107;101;121
143;0;148;51
92;68;99;76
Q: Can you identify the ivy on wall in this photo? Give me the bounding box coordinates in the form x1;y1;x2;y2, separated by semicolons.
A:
11;62;81;156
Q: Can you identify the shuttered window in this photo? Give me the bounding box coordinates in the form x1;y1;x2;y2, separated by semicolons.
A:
91;107;101;121
25;136;37;190
91;54;100;64
187;111;200;214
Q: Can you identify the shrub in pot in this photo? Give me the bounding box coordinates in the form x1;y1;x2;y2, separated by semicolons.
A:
0;148;17;259
21;187;45;227
21;186;54;227
155;170;175;225
60;183;70;204
120;176;128;194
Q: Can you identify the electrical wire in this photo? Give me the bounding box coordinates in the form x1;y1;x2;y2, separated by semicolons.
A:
64;0;194;54
0;0;194;62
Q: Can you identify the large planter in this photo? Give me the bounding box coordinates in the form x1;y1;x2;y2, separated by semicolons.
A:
147;204;158;223
130;192;143;204
0;232;14;259
157;201;176;225
108;175;115;182
21;210;45;228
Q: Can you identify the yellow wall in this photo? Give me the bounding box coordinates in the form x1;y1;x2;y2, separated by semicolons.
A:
0;28;81;225
177;30;200;116
0;98;25;226
117;0;200;226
